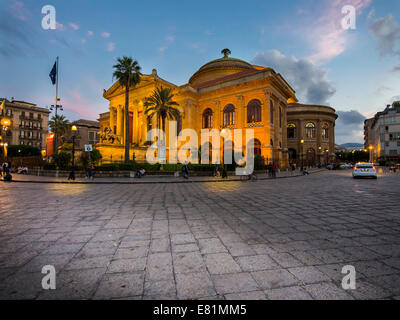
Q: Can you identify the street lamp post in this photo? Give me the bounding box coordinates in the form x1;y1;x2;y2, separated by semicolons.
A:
69;125;78;180
300;139;305;171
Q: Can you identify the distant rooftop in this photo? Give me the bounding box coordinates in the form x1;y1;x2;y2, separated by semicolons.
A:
73;119;100;128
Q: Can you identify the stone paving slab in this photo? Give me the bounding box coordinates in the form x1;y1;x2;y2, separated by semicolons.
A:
0;170;400;300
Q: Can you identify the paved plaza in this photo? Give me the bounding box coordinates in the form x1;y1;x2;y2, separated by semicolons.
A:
0;170;399;300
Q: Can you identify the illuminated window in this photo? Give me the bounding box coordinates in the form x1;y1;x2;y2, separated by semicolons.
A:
247;99;262;123
287;123;297;139
202;108;213;129
322;123;329;140
305;122;316;139
223;104;235;127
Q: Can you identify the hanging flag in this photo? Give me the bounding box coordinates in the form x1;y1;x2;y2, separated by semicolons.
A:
49;60;57;85
0;99;4;113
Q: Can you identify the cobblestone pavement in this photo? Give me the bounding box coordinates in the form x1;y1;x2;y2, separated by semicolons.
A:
0;170;399;300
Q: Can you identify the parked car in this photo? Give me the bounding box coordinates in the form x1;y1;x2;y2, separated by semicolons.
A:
326;163;335;170
340;163;353;169
353;162;377;179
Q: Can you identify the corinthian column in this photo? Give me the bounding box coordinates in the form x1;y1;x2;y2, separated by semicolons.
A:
117;106;123;143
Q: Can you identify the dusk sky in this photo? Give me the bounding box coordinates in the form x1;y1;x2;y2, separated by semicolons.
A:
1;0;399;144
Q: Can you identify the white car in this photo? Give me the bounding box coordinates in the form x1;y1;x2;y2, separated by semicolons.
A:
353;163;377;179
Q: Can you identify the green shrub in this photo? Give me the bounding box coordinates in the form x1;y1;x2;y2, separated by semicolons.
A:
254;154;266;170
80;148;102;168
52;152;71;170
7;145;41;157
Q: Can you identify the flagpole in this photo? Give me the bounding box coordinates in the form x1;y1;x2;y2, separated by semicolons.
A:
54;56;59;154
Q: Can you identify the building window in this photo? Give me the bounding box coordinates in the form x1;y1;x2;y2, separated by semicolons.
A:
21;111;25;118
270;100;274;125
20;131;25;138
305;122;316;139
287;123;297;139
38;114;41;120
202;108;213;129
177;115;182;136
249;138;262;156
322;123;329;140
279;107;282;128
29;112;33;119
247;99;262;123
7;109;12;116
223;104;235;127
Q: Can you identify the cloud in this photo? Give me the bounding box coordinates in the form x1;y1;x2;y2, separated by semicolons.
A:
101;32;111;38
335;110;366;143
88;30;94;37
299;0;372;65
106;42;115;52
391;65;400;73
10;1;29;21
253;50;336;105
158;46;167;53
56;22;66;31
166;35;175;42
369;14;400;57
69;23;79;31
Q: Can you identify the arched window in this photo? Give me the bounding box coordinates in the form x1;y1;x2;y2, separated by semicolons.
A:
202;108;213;129
249;138;262;156
270;100;274;125
223;104;235;127
287;123;296;139
305;122;316;139
247;99;262;123
322;123;329;140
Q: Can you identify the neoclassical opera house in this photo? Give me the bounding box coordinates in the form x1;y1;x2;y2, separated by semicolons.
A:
97;51;338;167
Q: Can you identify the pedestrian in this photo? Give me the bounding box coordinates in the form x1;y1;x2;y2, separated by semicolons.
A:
290;163;295;175
213;163;219;177
2;161;8;177
89;164;96;180
222;167;228;179
271;162;277;178
182;162;189;179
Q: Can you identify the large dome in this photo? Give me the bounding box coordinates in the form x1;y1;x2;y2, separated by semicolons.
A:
189;55;254;86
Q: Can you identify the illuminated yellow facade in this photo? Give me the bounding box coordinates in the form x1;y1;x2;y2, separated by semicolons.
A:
97;52;300;167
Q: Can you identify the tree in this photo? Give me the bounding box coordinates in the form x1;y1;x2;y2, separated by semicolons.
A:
112;56;141;163
144;86;180;154
49;115;70;147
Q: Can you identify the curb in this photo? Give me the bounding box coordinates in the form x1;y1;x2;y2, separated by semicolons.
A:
2;170;326;185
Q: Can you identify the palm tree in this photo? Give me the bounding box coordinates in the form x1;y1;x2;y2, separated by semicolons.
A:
112;56;141;163
144;86;180;153
49;115;70;146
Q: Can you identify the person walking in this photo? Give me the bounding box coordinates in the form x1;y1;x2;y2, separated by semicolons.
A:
2;161;8;177
271;162;277;179
182;162;189;179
